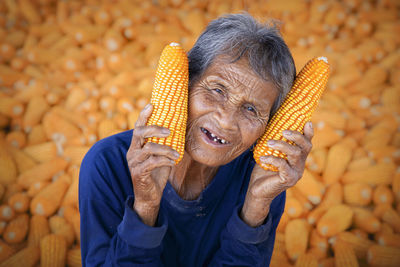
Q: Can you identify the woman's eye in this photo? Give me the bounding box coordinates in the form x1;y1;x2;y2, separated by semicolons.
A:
245;105;257;114
213;88;223;94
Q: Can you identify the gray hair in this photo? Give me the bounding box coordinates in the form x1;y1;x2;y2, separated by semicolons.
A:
188;13;296;115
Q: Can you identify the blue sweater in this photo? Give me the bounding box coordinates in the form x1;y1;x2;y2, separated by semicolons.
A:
79;130;286;267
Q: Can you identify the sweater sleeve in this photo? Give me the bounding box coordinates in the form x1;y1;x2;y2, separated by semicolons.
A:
79;142;168;267
208;191;286;267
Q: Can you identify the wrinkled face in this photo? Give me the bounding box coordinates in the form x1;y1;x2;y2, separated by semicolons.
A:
185;56;279;166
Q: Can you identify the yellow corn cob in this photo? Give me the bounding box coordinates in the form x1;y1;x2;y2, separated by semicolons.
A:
295;253;318;267
49;215;75;247
40;234;67;267
323;142;353;185
0;239;16;262
286;196;304;218
317;204;353;237
373;184;394;205
30;174;70;217
352;207;381;233
23;141;58;163
22;95;49;132
145;42;188;164
0;140;18;185
5;130;27;148
28;215;50;247
27;124;47;145
27;181;50;197
310;228;328;255
67;248;82;267
333;240;359;267
8;192;30;213
294;169;323;204
3;213;29;244
319;257;335;267
254;57;330;171
0;245;40;267
285;218;309;261
343;182;372;206
17;157;68;189
367;245;400;267
336;231;374;259
382;207;400;233
0;183;4;201
0;204;15;222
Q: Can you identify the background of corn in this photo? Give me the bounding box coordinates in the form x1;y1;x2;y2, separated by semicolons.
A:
0;0;399;266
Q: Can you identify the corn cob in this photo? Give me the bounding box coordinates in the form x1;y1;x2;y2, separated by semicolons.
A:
317;204;353;237
17;157;68;189
343;182;372;206
373;184;394;205
323;142;353;185
40;234;67;267
0;239;16;262
285;218;309;261
5;131;27;148
8;192;30;213
295;253;318;267
28;215;50;247
352;207;381;233
367;245;400;267
0;204;15;221
333;240;359;267
336;231;374;259
0;245;40;267
67;248;82;267
3;213;29;244
30;174;70;217
254;57;330;171
49;215;75;247
145;42;188;164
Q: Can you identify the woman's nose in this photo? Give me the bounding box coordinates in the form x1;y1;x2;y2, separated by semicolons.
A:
213;105;238;132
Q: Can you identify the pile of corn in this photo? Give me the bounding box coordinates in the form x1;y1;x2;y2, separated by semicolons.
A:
0;0;398;266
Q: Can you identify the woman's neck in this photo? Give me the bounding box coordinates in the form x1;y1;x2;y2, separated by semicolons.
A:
169;152;219;200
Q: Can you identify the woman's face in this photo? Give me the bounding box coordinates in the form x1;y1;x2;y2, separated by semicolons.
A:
185;56;279;166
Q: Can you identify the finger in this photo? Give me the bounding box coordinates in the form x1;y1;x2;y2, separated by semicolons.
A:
304;121;314;141
137;142;180;162
140;156;176;173
134;104;153;128
282;129;312;153
130;125;170;150
267;139;302;165
260;156;297;185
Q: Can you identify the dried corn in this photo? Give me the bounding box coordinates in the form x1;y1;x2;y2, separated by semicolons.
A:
27;214;50;247
3;213;29;244
145;42;189;164
0;245;40;267
317;204;353;237
254;57;330;171
40;234;67;267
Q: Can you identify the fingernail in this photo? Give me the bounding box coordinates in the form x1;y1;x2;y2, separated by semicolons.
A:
267;140;276;146
162;128;170;134
144;104;151;110
283;130;292;136
308;122;313;130
174;151;180;158
261;156;271;163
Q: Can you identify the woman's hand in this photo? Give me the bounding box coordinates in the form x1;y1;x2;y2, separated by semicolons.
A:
241;122;314;227
126;104;180;226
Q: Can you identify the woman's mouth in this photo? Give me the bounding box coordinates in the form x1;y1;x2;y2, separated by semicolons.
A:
200;127;229;145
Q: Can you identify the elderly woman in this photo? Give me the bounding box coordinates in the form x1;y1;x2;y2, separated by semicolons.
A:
79;13;313;266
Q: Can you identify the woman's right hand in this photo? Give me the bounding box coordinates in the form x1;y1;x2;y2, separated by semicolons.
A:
126;104;180;226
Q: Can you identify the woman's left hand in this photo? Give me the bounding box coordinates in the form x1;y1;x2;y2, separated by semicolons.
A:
241;122;314;227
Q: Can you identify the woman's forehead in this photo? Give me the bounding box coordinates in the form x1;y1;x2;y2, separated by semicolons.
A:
201;56;278;102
